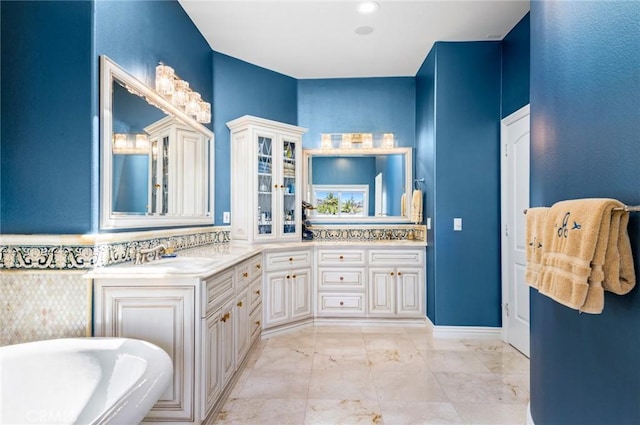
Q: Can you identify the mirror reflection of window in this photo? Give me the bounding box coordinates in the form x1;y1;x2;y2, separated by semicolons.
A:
312;185;368;217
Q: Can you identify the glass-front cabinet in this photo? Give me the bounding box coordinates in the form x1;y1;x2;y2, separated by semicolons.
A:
228;116;307;243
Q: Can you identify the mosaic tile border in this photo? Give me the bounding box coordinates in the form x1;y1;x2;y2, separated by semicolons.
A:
310;225;426;243
0;227;230;271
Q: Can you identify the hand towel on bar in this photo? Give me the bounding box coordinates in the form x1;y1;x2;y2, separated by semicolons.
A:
538;198;624;314
401;193;407;217
602;209;636;295
525;207;549;289
410;189;423;224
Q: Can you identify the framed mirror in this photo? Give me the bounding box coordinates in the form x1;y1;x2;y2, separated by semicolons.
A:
302;147;413;223
100;56;214;229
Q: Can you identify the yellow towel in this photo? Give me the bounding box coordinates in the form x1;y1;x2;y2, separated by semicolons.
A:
538;198;626;314
525;207;549;289
602;209;636;295
401;193;407;217
410;189;422;224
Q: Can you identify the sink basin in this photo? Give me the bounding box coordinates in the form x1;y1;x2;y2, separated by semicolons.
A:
0;337;172;425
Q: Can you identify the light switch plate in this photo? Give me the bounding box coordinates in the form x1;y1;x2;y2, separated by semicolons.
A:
223;212;230;224
453;217;462;231
427;217;431;230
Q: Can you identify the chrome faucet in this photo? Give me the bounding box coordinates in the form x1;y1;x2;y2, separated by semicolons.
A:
134;244;166;265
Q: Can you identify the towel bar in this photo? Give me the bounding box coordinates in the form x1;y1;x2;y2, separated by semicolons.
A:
524;205;640;214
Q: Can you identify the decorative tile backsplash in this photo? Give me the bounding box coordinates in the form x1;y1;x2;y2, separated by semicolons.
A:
310;224;426;242
0;227;230;271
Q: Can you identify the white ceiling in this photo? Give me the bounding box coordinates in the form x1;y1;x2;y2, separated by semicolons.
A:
179;0;530;79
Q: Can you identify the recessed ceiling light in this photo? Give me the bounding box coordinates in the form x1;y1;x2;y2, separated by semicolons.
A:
358;1;379;14
355;26;374;36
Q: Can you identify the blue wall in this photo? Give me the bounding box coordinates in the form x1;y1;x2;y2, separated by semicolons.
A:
0;0;214;234
297;78;416;149
415;48;437;321
1;1;94;234
502;13;530;118
416;42;503;327
212;51;298;224
529;2;640;424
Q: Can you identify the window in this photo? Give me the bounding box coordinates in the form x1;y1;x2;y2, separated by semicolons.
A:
311;185;368;218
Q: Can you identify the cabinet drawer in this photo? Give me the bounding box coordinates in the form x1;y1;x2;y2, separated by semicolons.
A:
317;293;366;315
250;306;262;342
249;254;263;281
265;249;311;270
236;261;252;291
368;249;423;266
317;249;366;266
202;269;234;316
318;268;366;290
249;278;262;311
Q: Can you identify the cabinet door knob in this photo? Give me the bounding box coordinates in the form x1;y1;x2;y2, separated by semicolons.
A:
339;301;344;306
256;264;261;269
255;320;261;326
286;275;290;279
256;289;261;295
243;272;249;278
237;301;243;307
292;274;297;278
154;184;161;189
280;184;285;189
274;184;278;188
289;257;293;262
397;272;402;276
339;255;344;260
339;276;344;281
390;272;395;276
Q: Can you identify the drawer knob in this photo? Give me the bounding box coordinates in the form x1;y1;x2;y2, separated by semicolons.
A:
243;272;249;278
256;289;261;295
339;301;344;306
237;301;243;307
289;257;293;262
339;255;344;260
339;276;344;281
390;272;395;276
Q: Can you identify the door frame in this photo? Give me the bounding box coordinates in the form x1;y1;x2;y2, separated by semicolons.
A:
500;104;530;350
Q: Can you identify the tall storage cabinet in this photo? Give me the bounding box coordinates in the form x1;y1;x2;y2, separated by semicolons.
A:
227;116;307;244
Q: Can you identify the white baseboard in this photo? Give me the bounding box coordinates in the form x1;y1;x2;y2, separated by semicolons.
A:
427;318;503;339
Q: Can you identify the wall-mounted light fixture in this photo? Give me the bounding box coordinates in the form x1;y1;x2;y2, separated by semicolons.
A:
113;133;151;155
155;62;211;124
320;133;395;150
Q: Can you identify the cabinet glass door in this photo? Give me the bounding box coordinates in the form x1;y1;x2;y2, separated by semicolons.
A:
282;138;297;236
257;135;273;236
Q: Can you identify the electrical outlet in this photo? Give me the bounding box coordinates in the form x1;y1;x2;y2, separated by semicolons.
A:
453;217;462;231
223;212;230;224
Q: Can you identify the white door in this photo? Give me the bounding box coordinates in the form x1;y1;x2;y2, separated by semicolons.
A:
501;104;530;357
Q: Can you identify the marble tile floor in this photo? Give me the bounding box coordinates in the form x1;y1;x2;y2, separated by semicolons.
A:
213;325;529;425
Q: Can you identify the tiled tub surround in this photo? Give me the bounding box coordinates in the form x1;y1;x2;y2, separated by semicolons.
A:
0;224;424;347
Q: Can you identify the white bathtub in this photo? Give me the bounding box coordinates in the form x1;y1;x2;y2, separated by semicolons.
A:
0;338;172;425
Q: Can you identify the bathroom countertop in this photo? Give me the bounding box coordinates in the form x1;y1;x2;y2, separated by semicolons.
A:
86;239;426;279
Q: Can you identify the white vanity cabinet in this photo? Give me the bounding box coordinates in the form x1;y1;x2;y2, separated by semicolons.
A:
368;249;425;318
92;252;263;425
263;248;313;329
316;248;367;317
94;282;196;421
227;115;307;244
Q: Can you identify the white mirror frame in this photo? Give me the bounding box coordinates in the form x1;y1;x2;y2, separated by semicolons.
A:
302;147;413;224
100;55;215;229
